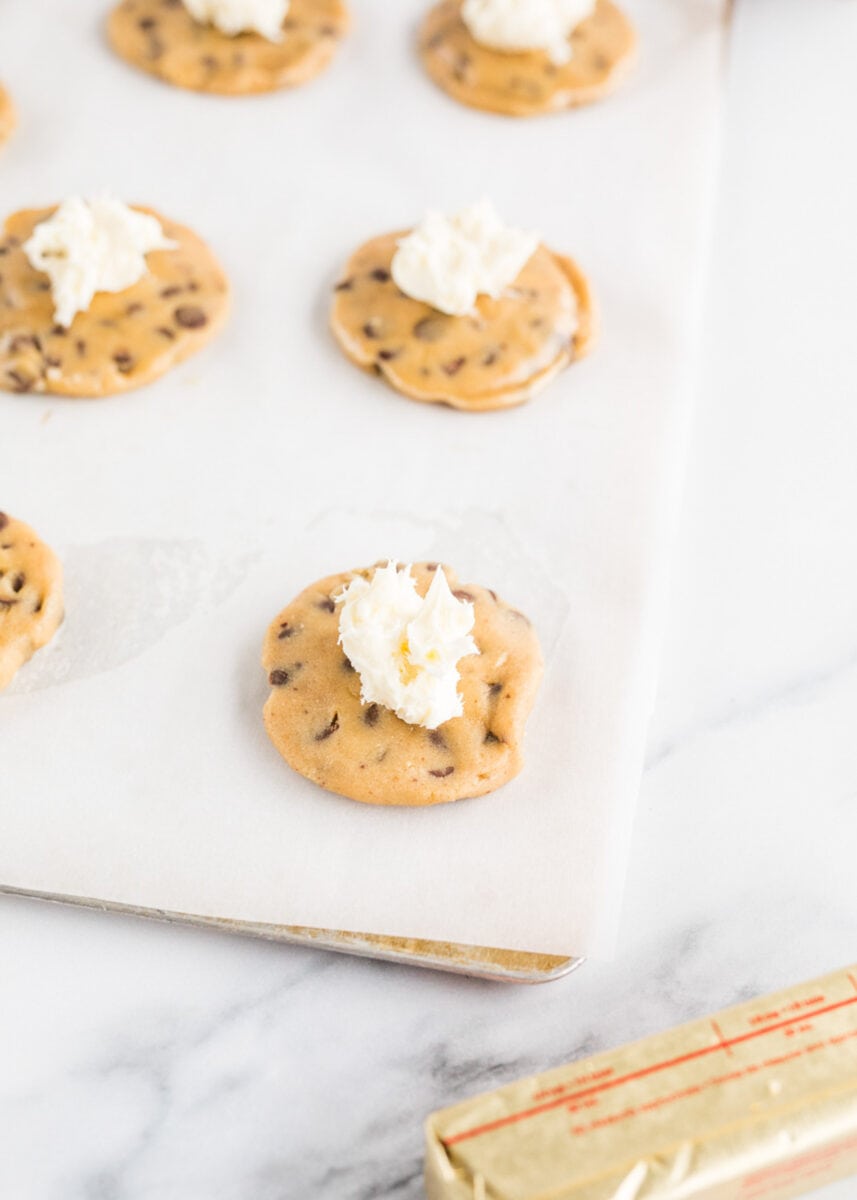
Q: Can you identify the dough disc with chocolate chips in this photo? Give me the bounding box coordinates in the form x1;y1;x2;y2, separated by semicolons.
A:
330;232;594;412
0;513;63;691
0;84;15;149
262;562;544;807
420;0;636;117
107;0;349;95
0;206;229;398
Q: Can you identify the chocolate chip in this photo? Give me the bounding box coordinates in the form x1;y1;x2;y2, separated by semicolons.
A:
174;306;207;329
113;350;134;373
364;703;380;726
413;315;447;342
362;318;383;339
0;514;7;531
11;573;24;593
484;731;502;745
155;326;176;340
315;712;340;741
0;598;18;609
9;333;41;353
341;657;356;673
425;562;439;571
370;268;390;283
482;350;499;366
125;301;144;315
269;669;290;686
334;278;353;292
428;730;446;748
452;52;471;82
377;348;400;362
50;325;67;337
278;622;295;639
442;357;466;376
5;369;33;393
75;339;87;356
429;766;454;778
160;286;182;298
317;597;336;613
453;589;475;601
138;15;157;28
45;356;61;368
488;682;503;698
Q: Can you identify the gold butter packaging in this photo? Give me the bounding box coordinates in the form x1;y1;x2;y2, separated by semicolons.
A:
426;965;857;1200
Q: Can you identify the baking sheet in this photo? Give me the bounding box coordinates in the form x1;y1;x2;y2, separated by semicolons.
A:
0;0;725;958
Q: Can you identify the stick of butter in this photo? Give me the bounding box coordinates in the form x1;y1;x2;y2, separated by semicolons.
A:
426;965;857;1200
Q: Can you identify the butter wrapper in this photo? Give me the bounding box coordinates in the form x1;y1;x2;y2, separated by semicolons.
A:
426;965;857;1200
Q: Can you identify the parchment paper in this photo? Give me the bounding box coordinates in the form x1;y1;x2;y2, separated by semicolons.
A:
0;0;725;957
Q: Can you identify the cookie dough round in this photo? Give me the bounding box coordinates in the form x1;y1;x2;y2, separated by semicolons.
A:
107;0;349;95
0;513;63;691
420;0;636;117
330;231;594;411
262;562;544;807
0;205;229;398
0;85;15;149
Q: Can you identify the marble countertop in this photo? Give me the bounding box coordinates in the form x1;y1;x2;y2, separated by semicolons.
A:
2;1;855;1196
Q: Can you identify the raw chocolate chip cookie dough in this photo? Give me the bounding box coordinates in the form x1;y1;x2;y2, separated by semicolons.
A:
420;0;636;117
107;0;349;95
262;562;544;807
330;201;594;412
0;85;15;148
0;513;63;691
0;198;229;398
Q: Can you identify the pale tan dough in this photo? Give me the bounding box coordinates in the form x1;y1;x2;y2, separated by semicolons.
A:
420;0;636;117
330;231;595;412
262;562;544;807
107;0;349;95
0;84;15;149
0;206;229;398
0;513;63;691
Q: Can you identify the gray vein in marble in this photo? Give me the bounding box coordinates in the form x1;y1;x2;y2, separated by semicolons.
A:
647;640;857;771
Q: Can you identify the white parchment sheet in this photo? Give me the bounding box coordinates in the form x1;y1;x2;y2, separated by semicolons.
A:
0;0;725;957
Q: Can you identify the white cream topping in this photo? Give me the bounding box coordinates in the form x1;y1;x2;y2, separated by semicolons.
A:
461;0;595;65
336;562;479;730
181;0;288;41
391;199;539;317
23;195;176;329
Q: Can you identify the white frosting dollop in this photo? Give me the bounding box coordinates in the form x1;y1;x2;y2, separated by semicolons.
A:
391;199;539;317
337;562;479;730
182;0;288;41
461;0;595;65
23;195;177;330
